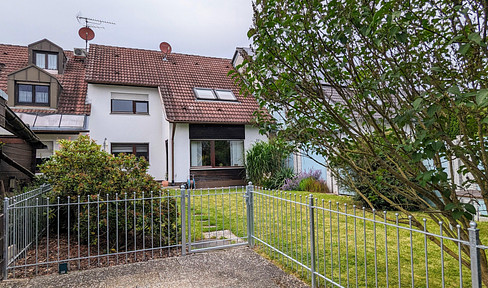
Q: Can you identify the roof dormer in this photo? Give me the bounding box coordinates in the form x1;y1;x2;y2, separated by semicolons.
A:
6;65;62;109
27;39;67;74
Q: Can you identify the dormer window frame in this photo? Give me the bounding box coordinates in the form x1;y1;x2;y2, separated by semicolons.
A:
15;82;51;107
33;50;58;70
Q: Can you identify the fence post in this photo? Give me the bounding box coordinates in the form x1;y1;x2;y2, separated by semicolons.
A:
469;221;482;288
187;189;192;254
3;197;8;280
309;195;317;288
246;182;254;248
180;185;186;256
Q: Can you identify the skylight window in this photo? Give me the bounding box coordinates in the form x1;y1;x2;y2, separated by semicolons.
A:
194;88;237;101
194;88;216;100
215;89;237;101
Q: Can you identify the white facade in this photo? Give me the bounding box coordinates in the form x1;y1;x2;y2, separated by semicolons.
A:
86;83;268;184
86;84;166;180
169;123;190;183
244;125;268;152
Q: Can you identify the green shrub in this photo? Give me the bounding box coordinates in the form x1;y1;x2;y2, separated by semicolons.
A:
267;167;294;189
40;136;159;198
245;140;293;189
298;177;329;193
75;194;179;248
39;135;179;248
330;146;421;211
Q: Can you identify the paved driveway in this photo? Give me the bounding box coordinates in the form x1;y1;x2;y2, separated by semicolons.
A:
0;247;308;288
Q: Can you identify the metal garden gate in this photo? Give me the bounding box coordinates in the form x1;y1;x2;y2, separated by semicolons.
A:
181;184;250;255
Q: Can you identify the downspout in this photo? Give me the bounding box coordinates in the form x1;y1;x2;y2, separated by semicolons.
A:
171;122;176;185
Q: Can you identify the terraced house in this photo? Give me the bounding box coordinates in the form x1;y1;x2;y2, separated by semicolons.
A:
0;39;267;187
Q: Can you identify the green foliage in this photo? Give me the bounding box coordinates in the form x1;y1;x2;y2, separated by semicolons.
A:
75;194;179;248
40;135;159;198
238;0;488;280
245;140;293;188
268;167;295;189
298;177;329;193
39;135;179;247
238;0;488;222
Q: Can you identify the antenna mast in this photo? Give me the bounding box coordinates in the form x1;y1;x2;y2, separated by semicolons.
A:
76;15;115;50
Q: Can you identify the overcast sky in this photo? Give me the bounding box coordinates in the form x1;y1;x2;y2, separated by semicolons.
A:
2;0;254;59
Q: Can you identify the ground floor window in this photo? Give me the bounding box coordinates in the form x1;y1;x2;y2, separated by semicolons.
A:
111;143;149;161
191;140;244;167
35;141;54;172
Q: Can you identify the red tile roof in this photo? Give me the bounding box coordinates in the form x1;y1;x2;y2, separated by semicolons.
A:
86;44;262;124
0;44;28;91
0;44;90;115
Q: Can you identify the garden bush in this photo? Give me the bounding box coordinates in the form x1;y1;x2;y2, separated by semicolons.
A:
75;194;179;249
282;169;329;193
298;177;329;193
39;135;180;248
245;140;294;189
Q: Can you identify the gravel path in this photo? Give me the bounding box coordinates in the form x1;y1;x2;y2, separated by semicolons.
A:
0;247;309;288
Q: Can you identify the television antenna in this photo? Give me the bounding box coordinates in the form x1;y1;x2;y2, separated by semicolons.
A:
76;14;115;50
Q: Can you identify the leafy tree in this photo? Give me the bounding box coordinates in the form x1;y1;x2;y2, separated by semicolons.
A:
237;0;488;283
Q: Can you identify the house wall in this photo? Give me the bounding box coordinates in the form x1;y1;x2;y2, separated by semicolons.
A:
172;123;190;183
86;84;166;180
35;133;80;153
244;125;267;152
0;137;35;193
458;196;488;222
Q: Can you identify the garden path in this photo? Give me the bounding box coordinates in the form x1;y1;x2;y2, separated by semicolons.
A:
0;247;308;288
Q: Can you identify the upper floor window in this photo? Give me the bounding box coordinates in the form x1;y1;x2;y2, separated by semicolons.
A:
16;84;49;106
194;88;237;101
34;51;57;70
111;99;149;114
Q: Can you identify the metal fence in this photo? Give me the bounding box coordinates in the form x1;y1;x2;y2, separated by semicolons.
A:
2;185;247;279
3;183;487;288
250;186;487;288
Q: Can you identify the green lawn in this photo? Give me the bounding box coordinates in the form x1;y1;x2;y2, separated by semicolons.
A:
167;187;488;287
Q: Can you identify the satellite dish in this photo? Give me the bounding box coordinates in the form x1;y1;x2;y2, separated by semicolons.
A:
79;27;95;41
159;42;172;56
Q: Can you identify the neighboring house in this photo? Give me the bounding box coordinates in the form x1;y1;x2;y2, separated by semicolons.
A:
456;190;488;221
0;39;89;171
232;47;340;193
0;96;45;194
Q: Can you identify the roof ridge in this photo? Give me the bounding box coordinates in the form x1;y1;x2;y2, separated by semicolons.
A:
0;43;28;48
0;43;74;54
89;43;231;61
